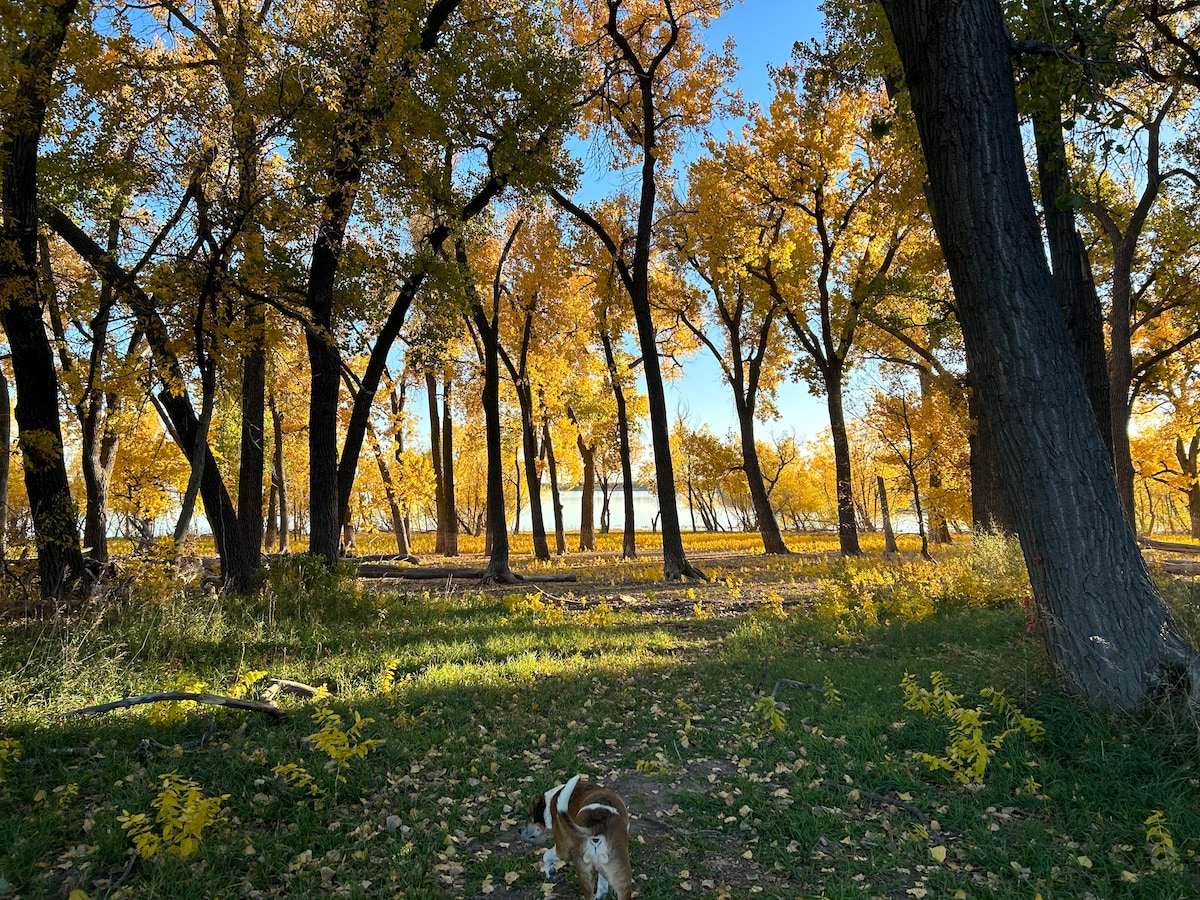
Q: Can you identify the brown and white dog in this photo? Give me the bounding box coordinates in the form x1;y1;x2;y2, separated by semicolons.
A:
520;775;633;900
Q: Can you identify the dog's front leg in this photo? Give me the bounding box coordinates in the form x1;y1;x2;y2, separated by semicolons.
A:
542;846;562;881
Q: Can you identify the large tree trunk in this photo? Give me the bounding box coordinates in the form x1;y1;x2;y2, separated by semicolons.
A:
968;381;1017;532
1031;104;1113;458
0;0;87;598
825;364;862;556
514;386;550;559
881;0;1198;711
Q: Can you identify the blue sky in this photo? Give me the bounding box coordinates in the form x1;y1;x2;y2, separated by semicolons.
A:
663;0;830;444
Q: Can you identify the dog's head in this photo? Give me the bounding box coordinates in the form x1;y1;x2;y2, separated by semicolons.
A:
520;787;553;842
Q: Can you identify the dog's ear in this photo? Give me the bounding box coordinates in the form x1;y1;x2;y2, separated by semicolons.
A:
528;793;547;822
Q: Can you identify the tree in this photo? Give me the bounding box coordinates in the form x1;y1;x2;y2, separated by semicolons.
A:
879;0;1199;710
668;155;791;553
1;0;87;596
733;58;925;558
553;0;737;580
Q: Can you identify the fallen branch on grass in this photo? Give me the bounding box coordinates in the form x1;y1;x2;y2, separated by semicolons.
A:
258;678;322;701
771;679;826;700
68;692;286;722
817;779;930;824
139;716;219;758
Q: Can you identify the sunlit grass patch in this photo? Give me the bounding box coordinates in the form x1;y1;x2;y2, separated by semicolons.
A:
1;548;1198;899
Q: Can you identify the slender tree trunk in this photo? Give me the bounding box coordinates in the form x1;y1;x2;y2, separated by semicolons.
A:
599;477;612;534
825;365;861;556
882;0;1199;710
599;327;637;558
1176;433;1200;540
514;386;550;559
734;402;789;554
441;374;459;556
426;371;447;553
0;368;9;560
269;394;289;552
878;475;899;554
473;305;519;583
573;418;596;551
542;421;566;555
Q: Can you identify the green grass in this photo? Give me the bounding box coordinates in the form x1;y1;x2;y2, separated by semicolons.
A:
1;538;1198;898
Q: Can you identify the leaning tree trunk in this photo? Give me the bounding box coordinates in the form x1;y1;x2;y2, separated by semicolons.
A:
734;402;789;554
878;475;899;554
881;0;1199;711
967;380;1017;532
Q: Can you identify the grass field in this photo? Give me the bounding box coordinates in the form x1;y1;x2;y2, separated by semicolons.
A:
1;531;1198;898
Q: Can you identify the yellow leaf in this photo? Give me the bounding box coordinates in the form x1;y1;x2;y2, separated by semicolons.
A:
930;845;947;863
33;789;46;803
68;892;89;900
1076;855;1093;868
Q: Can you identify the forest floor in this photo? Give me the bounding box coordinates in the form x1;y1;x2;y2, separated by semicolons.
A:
1;531;1199;899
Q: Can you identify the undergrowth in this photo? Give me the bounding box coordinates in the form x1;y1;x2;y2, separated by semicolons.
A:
0;535;1197;899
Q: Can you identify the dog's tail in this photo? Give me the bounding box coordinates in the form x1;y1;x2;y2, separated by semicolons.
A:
572;801;623;835
556;774;625;837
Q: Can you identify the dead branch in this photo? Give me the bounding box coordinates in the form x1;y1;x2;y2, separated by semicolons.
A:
258;678;322;701
818;779;930;824
68;692;286;722
1138;536;1200;554
771;679;826;699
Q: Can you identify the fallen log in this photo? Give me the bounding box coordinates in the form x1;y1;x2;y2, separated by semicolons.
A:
68;692;286;722
1138;536;1200;554
354;564;577;583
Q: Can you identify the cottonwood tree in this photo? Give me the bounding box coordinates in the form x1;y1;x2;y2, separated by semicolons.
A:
667;159;790;553
1;0;87;596
879;0;1200;711
553;0;737;580
735;59;924;556
299;0;579;565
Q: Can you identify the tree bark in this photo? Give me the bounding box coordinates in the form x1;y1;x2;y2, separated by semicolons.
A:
1;0;87;597
441;373;459;556
0;368;9;560
269;393;289;552
426;370;447;554
599;325;637;559
571;409;597;551
1031;104;1113;457
878;475;899;554
881;0;1199;710
542;420;567;555
825;363;862;556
